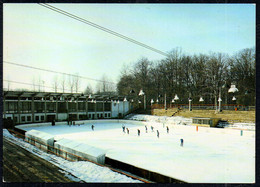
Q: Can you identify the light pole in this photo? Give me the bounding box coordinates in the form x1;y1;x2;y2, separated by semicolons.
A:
174;94;179;108
164;93;167;110
228;83;239;110
139;89;146;110
188;92;192;111
199;96;204;110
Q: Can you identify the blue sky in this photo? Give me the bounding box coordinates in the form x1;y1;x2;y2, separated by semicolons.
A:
3;3;255;93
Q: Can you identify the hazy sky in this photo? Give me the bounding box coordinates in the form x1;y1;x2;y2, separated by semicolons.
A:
3;3;255;93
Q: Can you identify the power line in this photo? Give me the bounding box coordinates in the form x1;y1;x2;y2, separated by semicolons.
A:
4;61;116;84
3;79;83;93
38;3;169;57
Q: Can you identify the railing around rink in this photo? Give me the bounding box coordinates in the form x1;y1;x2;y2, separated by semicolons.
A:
6;129;151;183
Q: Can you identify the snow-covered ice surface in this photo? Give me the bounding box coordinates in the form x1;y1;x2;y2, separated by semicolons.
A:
3;129;141;183
15;115;255;183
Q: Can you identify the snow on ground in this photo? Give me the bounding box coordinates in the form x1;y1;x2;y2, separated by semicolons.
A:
3;129;142;183
15;115;255;183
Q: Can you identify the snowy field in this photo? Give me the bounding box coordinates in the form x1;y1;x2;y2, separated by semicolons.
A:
15;115;255;183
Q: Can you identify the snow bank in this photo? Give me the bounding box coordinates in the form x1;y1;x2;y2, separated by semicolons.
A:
55;138;106;164
25;130;54;152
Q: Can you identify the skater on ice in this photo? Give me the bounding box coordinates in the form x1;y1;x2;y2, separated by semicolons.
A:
151;126;154;132
145;125;148;133
91;124;95;131
127;128;129;134
166;126;169;133
122;125;125;133
157;130;159;138
137;129;140;136
180;139;184;147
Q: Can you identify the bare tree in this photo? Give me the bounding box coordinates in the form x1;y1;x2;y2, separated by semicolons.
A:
95;74;116;94
73;73;81;93
68;75;74;93
61;74;66;93
84;84;93;94
53;75;59;92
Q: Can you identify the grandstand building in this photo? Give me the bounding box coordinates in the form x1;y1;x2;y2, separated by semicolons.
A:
3;91;131;124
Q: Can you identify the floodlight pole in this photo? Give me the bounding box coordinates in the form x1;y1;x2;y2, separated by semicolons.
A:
189;92;192;111
164;93;167;110
218;88;222;112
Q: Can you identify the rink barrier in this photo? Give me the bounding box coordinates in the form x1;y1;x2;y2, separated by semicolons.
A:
105;157;185;183
7;129;151;183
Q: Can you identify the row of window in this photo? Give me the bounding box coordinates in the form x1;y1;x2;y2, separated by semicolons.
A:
9;113;112;123
5;101;112;113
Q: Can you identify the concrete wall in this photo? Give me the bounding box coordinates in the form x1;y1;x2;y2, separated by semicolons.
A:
54;138;106;164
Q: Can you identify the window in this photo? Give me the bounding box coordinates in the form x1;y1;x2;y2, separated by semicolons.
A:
96;103;103;112
41;116;44;121
92;114;95;119
88;103;95;112
14;117;18;122
21;116;25;122
105;113;107;117
7;117;12;120
35;116;39;121
88;114;92;119
108;113;111;117
27;116;31;121
104;103;111;111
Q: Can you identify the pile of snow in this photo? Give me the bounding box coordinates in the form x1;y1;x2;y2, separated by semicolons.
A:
3;129;142;183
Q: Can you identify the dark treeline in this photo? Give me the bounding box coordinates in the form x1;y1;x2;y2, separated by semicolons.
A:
117;47;255;106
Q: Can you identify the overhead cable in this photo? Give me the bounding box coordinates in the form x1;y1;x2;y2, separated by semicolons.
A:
38;3;169;57
4;61;115;84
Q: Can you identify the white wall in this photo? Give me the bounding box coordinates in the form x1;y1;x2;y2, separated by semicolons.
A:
111;101;130;118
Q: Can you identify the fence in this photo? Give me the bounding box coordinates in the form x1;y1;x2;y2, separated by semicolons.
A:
151;104;254;111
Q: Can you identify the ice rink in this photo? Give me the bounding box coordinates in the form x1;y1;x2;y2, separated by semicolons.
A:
18;119;255;183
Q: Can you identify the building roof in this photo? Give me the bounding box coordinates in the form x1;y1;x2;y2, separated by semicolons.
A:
3;91;128;101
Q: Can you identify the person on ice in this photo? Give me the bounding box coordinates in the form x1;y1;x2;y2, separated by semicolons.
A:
122;125;125;133
91;124;95;131
180;139;184;147
145;125;148;133
157;130;159;138
151;126;154;132
137;129;140;136
166;126;169;133
52;119;55;126
127;128;129;134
